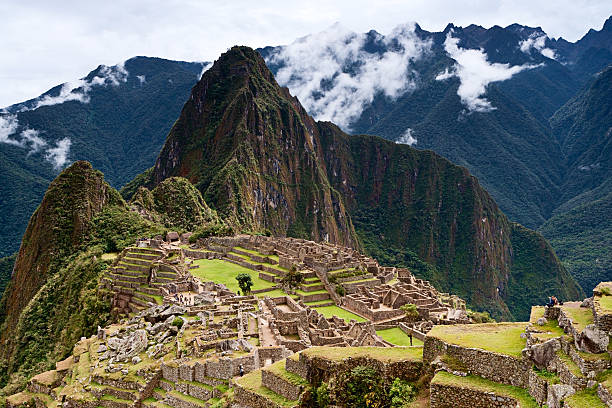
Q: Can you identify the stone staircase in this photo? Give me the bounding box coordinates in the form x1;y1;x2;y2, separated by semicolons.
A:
327;267;381;294
101;247;169;314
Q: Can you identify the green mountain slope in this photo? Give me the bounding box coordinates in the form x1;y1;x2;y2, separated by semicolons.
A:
137;46;582;320
540;192;612;295
0;57;204;257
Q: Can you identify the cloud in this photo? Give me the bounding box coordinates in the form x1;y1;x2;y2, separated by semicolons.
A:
436;32;542;112
199;62;212;79
266;23;431;130
136;75;146;84
0;114;21;146
45;138;71;168
519;34;557;59
0;113;74;168
396;128;417;146
29;63;128;109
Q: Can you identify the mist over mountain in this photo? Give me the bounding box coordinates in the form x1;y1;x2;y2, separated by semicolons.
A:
0;16;610;297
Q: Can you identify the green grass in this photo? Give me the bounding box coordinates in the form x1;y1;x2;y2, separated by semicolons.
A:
303;346;423;362
564;387;607;408
304;299;334;306
528;307;564;340
168;391;208;407
191;259;276;294
314;305;365;322
560;304;594;332
431;371;539;407
597;295;612;313
376;327;424;347
235;370;297;406
428;323;527;358
556;351;583;377
265;360;309;386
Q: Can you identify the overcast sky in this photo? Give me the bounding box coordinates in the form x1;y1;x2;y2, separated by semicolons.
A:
1;0;610;107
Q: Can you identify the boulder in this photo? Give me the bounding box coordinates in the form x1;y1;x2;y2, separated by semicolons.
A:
536;317;548;326
547;384;575;408
580;297;593;309
159;305;187;319
115;329;148;362
166;231;179;242
530;338;560;369
578;324;609;353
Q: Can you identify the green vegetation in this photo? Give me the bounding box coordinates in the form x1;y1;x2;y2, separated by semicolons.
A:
564;387;607;408
376;328;423;347
236;273;253;296
428;323;527;357
171;317;184;329
303;346;423;362
0;254;16;299
400;304;419;321
597;295;612;313
190;259;276;294
560;304;594;332
189;223;234;243
314;383;330;408
235;370;295;406
313;306;365;323
431;371;539;407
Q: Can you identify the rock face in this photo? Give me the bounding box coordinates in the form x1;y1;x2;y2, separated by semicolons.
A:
0;161;123;370
578;324;610;354
140;46;581;320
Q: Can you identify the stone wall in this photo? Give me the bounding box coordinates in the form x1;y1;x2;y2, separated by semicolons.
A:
423;337;531;388
234;383;285;408
430;380;519;408
261;370;303;400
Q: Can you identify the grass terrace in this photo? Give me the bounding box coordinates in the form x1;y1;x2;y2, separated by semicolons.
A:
427;323;527;358
376;327;424;347
313;305;366;322
431;371;539;408
529;306;564;340
303;346;423;362
191;259;277;294
235;370;296;407
560;302;594;332
564;387;607;408
597;295;612;313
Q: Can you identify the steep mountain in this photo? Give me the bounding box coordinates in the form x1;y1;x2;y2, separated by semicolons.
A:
538;65;612;293
0;161;220;391
261;17;612;293
134;45;582;320
0;57;205;257
0;255;15;299
0;161;123;385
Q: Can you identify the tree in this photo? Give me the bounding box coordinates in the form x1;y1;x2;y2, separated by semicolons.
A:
236;273;253;295
400;303;419;322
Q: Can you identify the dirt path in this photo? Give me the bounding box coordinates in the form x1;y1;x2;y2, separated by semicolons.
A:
258;301;278;348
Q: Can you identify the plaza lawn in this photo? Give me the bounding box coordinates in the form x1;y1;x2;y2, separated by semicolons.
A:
428;323;527;358
314;305;365;322
191;259;276;294
377;327;424;347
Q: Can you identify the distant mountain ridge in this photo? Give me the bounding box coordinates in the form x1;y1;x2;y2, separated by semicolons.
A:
0;16;610;297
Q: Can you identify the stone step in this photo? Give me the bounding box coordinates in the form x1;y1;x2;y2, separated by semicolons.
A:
261;361;307;401
300;282;325;292
123;257;153;267
133;291;157;304
299;292;330;303
300;271;317;279
119;262;149;273
157;272;177;280
127;247;164;256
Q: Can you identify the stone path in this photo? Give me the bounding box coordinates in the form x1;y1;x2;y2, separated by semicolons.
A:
259;301;278;348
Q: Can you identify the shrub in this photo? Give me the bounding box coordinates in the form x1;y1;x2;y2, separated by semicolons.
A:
388;378;416;408
600;287;611;296
282;267;303;288
236;273;253;295
171;317;184;329
468;310;495;323
335;285;345;296
342;365;386;408
315;383;330;408
189;222;234;243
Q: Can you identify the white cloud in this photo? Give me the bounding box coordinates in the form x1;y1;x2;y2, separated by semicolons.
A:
30;63;128;109
0;114;21;146
199;62;212;79
396;128;417;146
266;22;431;130
519;34;557;59
45;138;72;169
21;129;47;153
436;32;542;112
136;75;146;84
